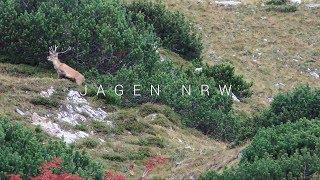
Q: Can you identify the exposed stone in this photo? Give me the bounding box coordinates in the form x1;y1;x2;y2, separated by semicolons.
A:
16;108;25;116
195;67;203;73
274;82;286;89
310;71;319;79
289;0;301;5
57;90;108;125
40;86;55;98
32;113;89;144
305;3;320;9
267;96;273;103
231;93;240;102
215;0;241;6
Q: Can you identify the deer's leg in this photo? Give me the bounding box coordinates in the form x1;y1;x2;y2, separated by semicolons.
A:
57;70;66;79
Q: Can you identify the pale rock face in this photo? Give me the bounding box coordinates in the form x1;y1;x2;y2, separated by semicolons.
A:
195;67;203;73
214;0;241;6
231;93;240;102
40;86;55;98
289;0;301;4
31;113;89;144
16;108;26;116
57;90;108;125
310;71;319;79
305;3;320;9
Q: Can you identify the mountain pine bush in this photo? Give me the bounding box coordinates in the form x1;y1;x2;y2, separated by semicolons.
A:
0;117;103;179
89;61;245;141
202;64;253;98
0;0;159;73
126;0;203;61
258;85;320;128
201;118;320;179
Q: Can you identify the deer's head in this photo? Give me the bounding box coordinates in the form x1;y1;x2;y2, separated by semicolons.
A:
47;45;71;62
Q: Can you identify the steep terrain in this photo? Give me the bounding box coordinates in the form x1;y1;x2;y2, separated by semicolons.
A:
0;61;243;179
154;0;320;114
1;0;319;179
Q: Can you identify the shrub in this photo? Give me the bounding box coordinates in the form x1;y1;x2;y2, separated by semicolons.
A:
266;4;298;12
202;118;320;179
0;117;103;179
138;136;166;148
202;64;253;98
31;96;60;108
81;138;99;149
102;147;151;162
91;120;113;134
126;1;203;60
265;0;298;12
91;61;245;141
258;85;320;128
0;0;159;73
266;0;286;5
74;124;88;132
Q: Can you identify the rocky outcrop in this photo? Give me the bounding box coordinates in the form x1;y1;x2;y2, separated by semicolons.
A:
57;90;109;125
28;88;112;144
32;112;89;144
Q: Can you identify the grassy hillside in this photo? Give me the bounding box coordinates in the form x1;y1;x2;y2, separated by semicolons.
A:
0;0;319;179
153;0;320;114
0;61;244;179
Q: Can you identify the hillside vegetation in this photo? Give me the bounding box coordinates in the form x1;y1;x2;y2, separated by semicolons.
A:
0;0;319;179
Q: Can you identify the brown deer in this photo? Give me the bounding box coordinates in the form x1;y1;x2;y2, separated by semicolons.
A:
47;45;85;85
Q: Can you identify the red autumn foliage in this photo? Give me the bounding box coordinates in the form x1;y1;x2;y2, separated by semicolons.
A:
8;175;21;180
104;170;126;180
141;156;168;178
31;157;84;180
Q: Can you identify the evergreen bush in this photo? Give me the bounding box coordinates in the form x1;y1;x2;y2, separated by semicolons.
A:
0;117;103;179
0;0;159;73
201;118;320;179
258;85;320;128
126;1;203;60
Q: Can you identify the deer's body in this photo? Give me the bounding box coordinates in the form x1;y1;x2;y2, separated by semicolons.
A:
48;46;85;85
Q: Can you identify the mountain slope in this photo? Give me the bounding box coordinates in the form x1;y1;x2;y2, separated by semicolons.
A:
153;0;320;114
0;61;243;179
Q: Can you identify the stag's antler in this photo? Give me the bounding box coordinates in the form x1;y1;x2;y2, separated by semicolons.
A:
58;46;71;54
48;45;71;54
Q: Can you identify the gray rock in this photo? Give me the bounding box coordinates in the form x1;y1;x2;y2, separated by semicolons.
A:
289;0;301;5
195;67;203;73
215;0;241;6
16;108;25;116
305;3;320;9
310;71;319;79
57;90;109;125
274;82;286;89
40;86;55;98
267;96;273;103
32;113;89;144
231;93;240;102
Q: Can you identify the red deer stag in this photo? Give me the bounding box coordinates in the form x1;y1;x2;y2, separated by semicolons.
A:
47;45;85;85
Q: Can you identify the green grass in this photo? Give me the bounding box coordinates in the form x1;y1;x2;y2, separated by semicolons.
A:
137;136;166;148
31;96;60;108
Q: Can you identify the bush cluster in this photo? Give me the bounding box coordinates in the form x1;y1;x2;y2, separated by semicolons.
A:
89;61;252;141
202;64;253;98
0;0;159;73
0;117;103;179
202;86;320;179
126;1;203;61
258;85;320;128
202;118;320;179
0;0;253;142
265;0;298;12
